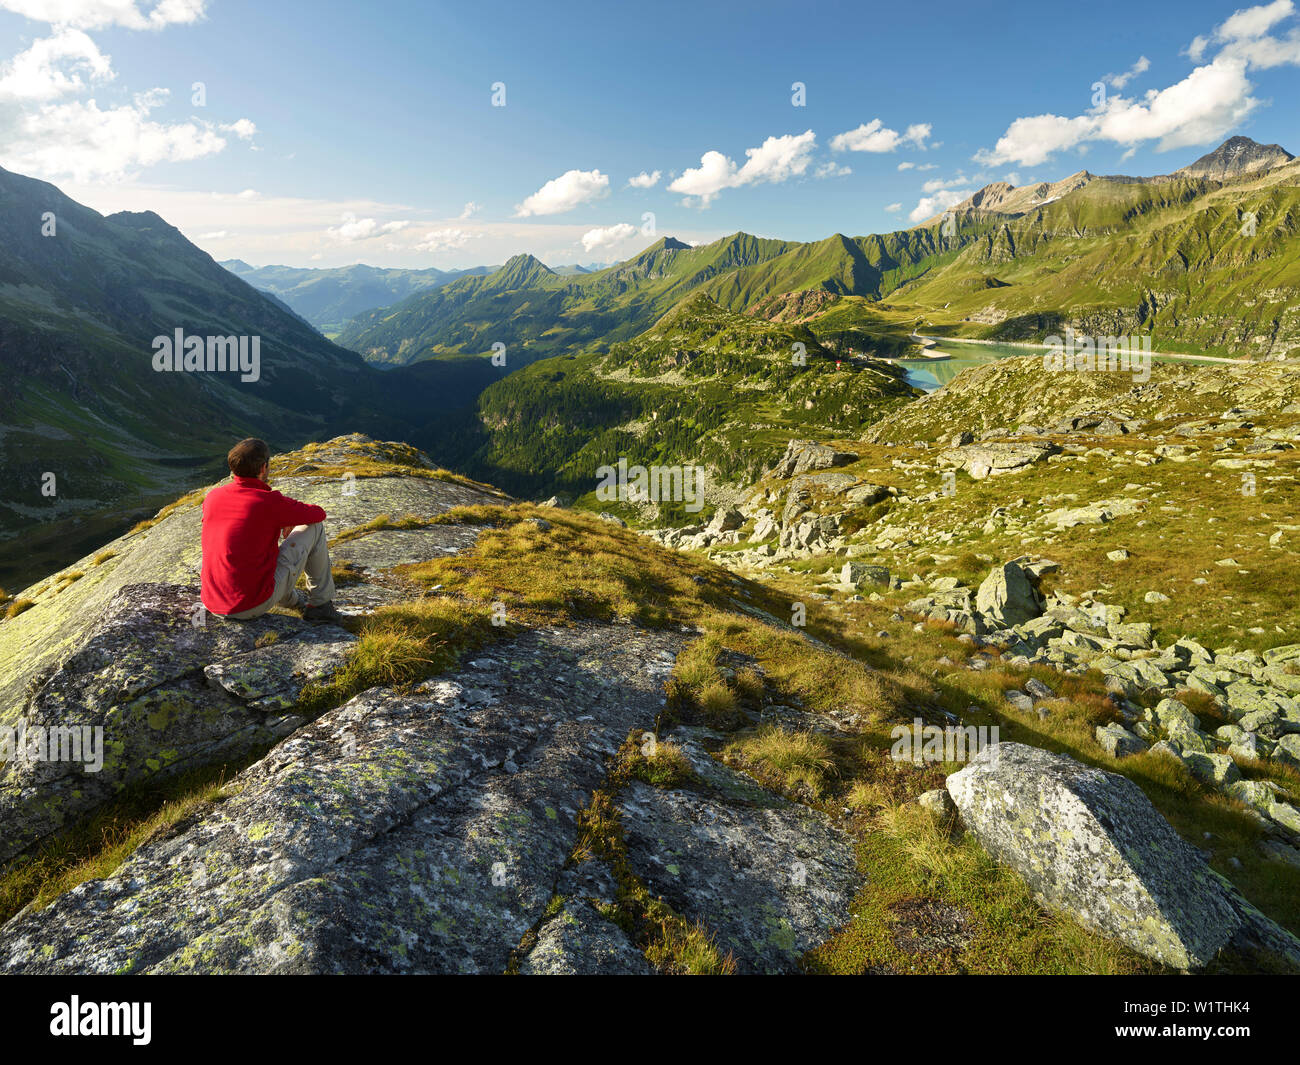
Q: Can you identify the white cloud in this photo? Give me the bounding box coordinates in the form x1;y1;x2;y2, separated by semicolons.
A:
980;4;1300;168
2;91;237;181
0;30;111;100
327;212;410;243
458;200;481;219
198;229;226;239
908;188;971;223
815;161;851;178
1096;58;1258;151
581;222;638;252
0;23;255;182
884;202;902;213
221;118;256;140
669;130;816;206
514;168;609;216
830;119;930;153
1220;0;1294;40
0;0;206;30
1107;55;1150;89
627;169;660;188
975;111;1103;167
668;150;735;205
415;227;477;253
734;130;817;184
59;180;727;269
921;174;973;192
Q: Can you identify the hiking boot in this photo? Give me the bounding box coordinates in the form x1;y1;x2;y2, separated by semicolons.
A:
302;601;345;624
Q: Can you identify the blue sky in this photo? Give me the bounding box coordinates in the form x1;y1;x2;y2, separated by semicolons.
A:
2;0;1299;269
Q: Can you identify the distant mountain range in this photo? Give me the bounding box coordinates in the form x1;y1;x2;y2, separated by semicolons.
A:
221;260;495;334
340;137;1300;373
336;229;952;372
3;135;1297;583
0;168;502;586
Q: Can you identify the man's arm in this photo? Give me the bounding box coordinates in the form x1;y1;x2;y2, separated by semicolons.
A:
273;492;327;529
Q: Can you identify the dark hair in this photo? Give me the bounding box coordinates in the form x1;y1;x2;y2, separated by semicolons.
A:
228;438;270;478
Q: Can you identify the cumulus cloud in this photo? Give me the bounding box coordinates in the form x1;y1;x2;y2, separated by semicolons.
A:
2;91;237;181
627;169;660;188
0;0;206;30
515;168;609;216
1212;0;1300;66
908;187;972;224
580;222;638;252
1106;55;1151;89
975;111;1106;168
815;161;851;178
221;118;257;140
921;174;976;193
327;212;409;243
458;200;481;219
884;202;902;213
0;30;111;100
830;119;930;153
669;130;816;206
979;3;1300;167
415;227;477;253
0;19;255;182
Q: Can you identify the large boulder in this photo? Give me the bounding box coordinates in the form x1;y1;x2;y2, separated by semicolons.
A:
946;743;1300;970
840;561;889;589
975;561;1043;629
769;440;856;480
937;441;1059;479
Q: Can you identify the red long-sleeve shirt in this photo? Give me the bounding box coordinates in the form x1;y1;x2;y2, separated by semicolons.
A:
200;476;327;614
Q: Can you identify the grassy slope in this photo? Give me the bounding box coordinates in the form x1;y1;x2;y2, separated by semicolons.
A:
887;169;1300;356
2;434;1245;973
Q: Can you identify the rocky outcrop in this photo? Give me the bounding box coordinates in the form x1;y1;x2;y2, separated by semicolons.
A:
0;582;354;868
938;441;1059;479
947;744;1300;970
769;439;856;479
617;730;858;974
0;439;506;871
0;625;860;974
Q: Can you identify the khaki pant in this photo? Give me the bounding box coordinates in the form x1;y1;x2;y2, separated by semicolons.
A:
220;522;336;620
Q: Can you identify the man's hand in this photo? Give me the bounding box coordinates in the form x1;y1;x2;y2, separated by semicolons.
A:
280;525;294;541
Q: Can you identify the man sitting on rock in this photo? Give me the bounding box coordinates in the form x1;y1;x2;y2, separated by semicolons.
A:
201;437;343;623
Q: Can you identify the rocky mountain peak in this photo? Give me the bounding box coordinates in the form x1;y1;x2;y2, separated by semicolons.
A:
1175;135;1295;179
